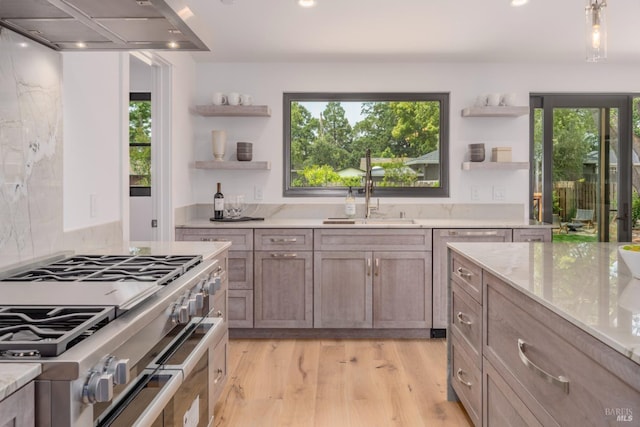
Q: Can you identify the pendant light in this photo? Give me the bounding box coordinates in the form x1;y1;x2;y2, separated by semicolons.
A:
585;0;607;62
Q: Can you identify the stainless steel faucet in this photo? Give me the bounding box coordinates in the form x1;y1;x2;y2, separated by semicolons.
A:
364;149;374;218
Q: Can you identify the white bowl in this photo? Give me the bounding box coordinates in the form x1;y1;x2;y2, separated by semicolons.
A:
618;245;640;278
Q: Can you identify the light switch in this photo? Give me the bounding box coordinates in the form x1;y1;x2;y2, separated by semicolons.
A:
493;186;506;201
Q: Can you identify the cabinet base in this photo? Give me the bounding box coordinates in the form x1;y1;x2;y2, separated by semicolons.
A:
431;328;447;338
230;328;434;339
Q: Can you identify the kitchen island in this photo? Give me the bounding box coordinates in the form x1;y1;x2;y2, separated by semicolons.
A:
447;242;640;426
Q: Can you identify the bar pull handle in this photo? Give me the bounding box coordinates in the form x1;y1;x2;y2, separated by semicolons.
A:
213;368;224;384
456;311;473;326
200;237;222;242
517;339;569;394
270;238;297;243
367;258;371;276
374;258;380;276
455;369;472;388
447;230;500;237
270;253;298;258
456;267;472;280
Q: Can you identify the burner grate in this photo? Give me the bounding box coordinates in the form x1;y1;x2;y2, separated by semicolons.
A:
0;254;202;286
0;306;116;357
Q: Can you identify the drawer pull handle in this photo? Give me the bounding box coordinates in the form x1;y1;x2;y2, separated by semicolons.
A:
374;258;380;276
200;237;221;242
517;339;569;394
448;231;500;237
455;369;472;388
456;311;473;326
213;368;224;384
270;238;297;243
270;253;298;258
456;267;472;279
367;259;372;276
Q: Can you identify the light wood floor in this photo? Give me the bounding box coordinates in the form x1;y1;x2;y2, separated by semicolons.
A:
214;338;472;427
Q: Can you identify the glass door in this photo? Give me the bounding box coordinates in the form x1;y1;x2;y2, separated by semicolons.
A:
532;95;633;242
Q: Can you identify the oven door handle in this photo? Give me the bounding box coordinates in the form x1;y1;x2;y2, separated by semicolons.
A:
133;371;182;427
155;317;222;379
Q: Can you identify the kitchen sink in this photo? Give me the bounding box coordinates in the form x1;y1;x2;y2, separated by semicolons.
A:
322;218;415;225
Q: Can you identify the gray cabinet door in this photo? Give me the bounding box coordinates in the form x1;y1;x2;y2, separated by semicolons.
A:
314;251;372;328
372;251;432;328
228;289;253;328
433;229;511;329
254;250;313;328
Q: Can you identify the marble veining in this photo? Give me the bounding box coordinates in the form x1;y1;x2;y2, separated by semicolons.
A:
448;242;640;364
0;28;63;267
0;363;41;401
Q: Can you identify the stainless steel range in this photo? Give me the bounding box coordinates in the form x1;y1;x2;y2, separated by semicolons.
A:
0;246;229;427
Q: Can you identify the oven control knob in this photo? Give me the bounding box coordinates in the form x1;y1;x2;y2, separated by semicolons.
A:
207;276;222;295
171;302;190;324
83;371;113;404
104;356;130;385
189;292;204;314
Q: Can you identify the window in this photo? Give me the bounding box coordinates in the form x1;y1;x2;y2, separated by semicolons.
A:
129;92;151;196
283;92;449;197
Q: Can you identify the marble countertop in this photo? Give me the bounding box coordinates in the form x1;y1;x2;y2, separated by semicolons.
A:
177;218;550;229
0;364;41;401
448;242;640;365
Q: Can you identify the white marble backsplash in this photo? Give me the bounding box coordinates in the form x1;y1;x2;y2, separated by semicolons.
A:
0;29;122;269
176;202;524;223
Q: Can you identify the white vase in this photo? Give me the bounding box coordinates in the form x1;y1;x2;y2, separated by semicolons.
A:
212;130;227;161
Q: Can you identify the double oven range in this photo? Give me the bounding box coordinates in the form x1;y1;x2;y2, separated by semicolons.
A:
0;245;229;427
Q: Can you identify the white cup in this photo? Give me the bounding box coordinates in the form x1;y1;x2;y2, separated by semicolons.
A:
211;130;227;161
486;93;501;107
212;92;227;105
240;94;253;106
227;92;241;106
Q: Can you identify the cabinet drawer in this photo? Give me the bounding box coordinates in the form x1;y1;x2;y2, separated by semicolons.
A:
177;228;253;250
451;251;483;303
483;358;553;427
485;273;640;427
451;333;481;427
314;229;431;251
228;289;253;328
228;250;253;290
512;228;551;242
255;229;313;251
451;280;481;366
211;329;228;405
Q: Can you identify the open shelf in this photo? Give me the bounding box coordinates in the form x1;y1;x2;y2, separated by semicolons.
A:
462;161;529;171
195;160;271;170
193;105;271;117
461;106;529;117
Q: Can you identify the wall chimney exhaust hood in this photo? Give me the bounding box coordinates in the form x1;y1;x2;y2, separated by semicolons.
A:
0;0;208;51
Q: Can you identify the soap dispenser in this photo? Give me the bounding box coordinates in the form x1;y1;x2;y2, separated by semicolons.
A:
345;186;356;218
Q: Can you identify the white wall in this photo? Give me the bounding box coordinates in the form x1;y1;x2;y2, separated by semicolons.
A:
192;61;640;217
62;52;125;231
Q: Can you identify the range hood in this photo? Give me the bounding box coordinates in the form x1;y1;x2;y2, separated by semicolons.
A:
0;0;208;51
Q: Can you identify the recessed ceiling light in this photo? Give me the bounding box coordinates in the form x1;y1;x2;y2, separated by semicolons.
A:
76;42;87;48
510;0;529;6
18;42;29;48
297;0;316;8
167;41;179;49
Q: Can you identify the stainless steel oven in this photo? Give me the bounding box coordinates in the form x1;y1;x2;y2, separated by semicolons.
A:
96;317;224;427
0;246;230;427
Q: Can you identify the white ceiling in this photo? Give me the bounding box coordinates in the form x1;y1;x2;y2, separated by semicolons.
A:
177;0;640;64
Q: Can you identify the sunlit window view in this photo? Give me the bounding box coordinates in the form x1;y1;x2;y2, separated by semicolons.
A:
284;93;449;197
129;93;151;191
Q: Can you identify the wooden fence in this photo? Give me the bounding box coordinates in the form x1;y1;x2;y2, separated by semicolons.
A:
554;181;599;222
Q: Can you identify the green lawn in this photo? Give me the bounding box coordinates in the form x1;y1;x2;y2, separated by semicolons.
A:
552;233;598;242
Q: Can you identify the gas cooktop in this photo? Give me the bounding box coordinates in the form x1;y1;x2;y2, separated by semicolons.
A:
1;254;202;285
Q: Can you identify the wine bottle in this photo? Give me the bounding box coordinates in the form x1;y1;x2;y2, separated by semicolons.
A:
214;182;224;219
